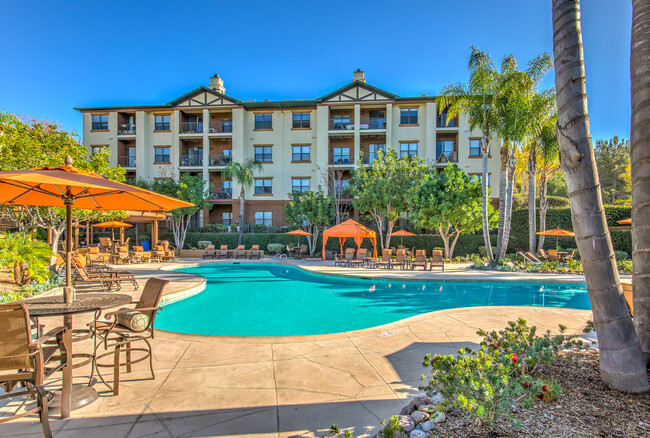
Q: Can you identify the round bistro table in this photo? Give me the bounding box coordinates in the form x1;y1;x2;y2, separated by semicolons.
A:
23;293;132;418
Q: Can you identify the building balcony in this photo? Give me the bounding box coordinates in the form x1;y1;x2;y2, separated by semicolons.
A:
329;153;354;166
436;114;459;128
359;117;386;130
179;121;203;134
210;190;233;200
118;124;136;135
180;154;203;167
208;155;232;167
208;121;233;134
328;118;355;131
118;156;136;167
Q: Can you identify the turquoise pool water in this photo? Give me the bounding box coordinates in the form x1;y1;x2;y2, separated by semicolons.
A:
156;264;590;337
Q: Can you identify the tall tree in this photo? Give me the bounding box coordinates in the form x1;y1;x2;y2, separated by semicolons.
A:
436;47;501;265
552;0;648;391
284;189;335;257
594;137;632;204
536;121;560;251
631;0;650;365
412;165;497;259
224;159;262;245
348;148;428;249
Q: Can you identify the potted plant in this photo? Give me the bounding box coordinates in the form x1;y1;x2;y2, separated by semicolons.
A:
139;233;151;251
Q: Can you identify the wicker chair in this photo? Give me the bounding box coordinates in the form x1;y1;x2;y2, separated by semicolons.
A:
0;304;68;438
92;278;168;396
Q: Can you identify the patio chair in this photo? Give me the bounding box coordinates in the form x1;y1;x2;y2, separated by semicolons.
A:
391;249;406;270
538;248;548;260
563;249;577;262
72;259;139;291
516;251;542;264
430;249;444;271
87;246;109;266
98;237;111;252
160;240;176;262
217;245;229;259
375;249;392;269
249;245;261;259
151;245;165;263
411;250;428;270
92;278;168;396
124;237;130;248
0;304;68;438
116;246;130;264
235;245;246;259
348;248;367;268
202;245;216;259
548;249;560;261
129;245;144;263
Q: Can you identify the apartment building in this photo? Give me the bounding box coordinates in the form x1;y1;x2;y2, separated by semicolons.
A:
76;70;501;228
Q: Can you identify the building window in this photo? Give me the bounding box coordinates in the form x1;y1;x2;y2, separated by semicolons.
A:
292;178;310;193
334;179;349;197
254;113;272;129
254;146;272;162
400;143;418;158
91;145;106;155
436;140;456;161
155;115;170;131
91;114;108;130
254;179;272;195
222;118;233;133
292;112;310;129
469;139;482;157
332;147;351;164
189;211;200;229
368;143;385;163
126;146;136;167
255;211;272;225
222;212;232;226
222;180;232;195
292;145;310;161
368;110;386;129
332;115;351;130
437;109;458;127
400;108;418;125
154;146;170;163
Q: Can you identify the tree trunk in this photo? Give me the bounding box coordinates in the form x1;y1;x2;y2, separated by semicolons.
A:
631;0;650;365
438;227;450;259
499;156;516;259
528;147;538;253
538;171;548;251
495;146;510;263
481;138;495;264
449;229;461;260
238;189;245;246
553;0;649;391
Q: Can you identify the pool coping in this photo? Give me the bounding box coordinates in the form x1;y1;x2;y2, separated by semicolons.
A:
155;260;592;344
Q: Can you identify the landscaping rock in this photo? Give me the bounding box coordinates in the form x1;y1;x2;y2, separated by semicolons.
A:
422;396;432;405
412;396;425;408
432;412;446;423
410;410;429;425
420;420;434;432
418;404;436;413
416;392;428;399
397;415;415;432
410;430;427;438
429;393;444;406
399;402;416;416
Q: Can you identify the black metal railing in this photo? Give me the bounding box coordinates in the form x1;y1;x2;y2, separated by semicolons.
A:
329;153;353;165
118;156;136;167
209;155;232;166
208;120;233;133
329;118;354;130
118;124;136;135
359;117;386;130
180;154;203;166
210;190;232;199
179;121;203;134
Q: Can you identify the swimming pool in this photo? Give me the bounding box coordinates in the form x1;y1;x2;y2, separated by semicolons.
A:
156;264;590;337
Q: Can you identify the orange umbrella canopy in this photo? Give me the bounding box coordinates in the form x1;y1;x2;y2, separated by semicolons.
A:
536;227;575;237
286;229;312;236
388;230;416;237
617;218;632;225
322;219;377;260
93;221;133;228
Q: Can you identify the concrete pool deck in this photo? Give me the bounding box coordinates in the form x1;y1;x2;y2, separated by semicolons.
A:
0;258;596;438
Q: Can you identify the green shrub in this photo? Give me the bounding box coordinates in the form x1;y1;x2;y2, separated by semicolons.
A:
267;243;285;254
614;250;629;260
618;259;633;274
196;241;213;250
478;246;497;257
420;319;581;425
0;233;53;286
0;275;63;304
207;223;228;233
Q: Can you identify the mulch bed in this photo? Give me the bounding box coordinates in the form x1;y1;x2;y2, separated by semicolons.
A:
432;350;650;437
0;271;21;294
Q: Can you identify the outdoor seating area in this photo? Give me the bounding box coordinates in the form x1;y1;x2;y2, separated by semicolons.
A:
201;244;266;259
333;247;446;271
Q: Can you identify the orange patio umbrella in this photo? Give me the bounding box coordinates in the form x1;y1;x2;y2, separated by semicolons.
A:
617;218;632;225
388;229;416;246
536;227;575;251
322;219;377;260
93;220;133;241
286;229;311;247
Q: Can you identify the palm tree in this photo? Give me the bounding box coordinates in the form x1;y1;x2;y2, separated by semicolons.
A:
0;232;52;285
437;47;500;264
224;159;262;245
536;121;560;251
552;0;648;391
631;0;650;365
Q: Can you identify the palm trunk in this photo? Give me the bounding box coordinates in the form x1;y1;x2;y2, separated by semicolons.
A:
528;147;537;253
538;171;548;251
499;156;516;259
481;138;495;264
495;146;510;263
631;0;650;365
553;0;649;391
238;188;245;246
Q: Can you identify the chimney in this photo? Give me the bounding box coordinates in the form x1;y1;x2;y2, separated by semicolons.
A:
353;69;365;83
209;74;226;94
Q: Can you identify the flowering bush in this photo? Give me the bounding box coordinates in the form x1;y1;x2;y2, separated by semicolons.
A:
420;318;580;425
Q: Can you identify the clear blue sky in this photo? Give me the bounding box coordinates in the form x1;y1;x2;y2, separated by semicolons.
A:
0;0;630;141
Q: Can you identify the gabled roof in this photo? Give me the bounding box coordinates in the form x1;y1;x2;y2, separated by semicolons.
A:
166;86;241;106
317;80;399;102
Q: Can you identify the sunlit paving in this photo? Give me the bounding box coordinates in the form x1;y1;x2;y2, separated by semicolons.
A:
1;1;648;437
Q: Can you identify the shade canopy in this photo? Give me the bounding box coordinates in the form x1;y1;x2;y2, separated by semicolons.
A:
617;218;632;225
93;221;133;228
536;227;575;237
388;230;416;237
322;219;377;260
286;229;312;236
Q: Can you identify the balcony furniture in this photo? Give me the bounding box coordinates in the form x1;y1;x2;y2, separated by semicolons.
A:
0;304;69;437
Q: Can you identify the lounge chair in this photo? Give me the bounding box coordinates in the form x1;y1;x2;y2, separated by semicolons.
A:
411;250;428;270
151;245;165;263
116;246;130;264
538;249;548;260
235;245;246;259
516;251;542;264
98;236;111;252
129;245;144;263
430;249;444;271
249;245;261;259
391;249;406;270
217;245;229;259
202;245;216;259
375;249;392;269
563;249;577;262
548;249;560;261
91;278;168;396
348;248;367;268
72;259;139;291
0;304;69;438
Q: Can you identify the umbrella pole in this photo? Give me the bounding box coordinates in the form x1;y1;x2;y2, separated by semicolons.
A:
64;196;73;302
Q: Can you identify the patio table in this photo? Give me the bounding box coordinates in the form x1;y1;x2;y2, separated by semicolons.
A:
23;293;132;418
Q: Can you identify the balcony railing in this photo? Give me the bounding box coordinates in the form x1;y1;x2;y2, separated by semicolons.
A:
118;124;136;135
118;156;136;167
435;151;459;163
209;155;232;166
329;118;354;131
179;121;203;134
329;153;353;165
359;117;386;130
436;114;458;128
210;190;232;200
180;154;203;166
208;120;233;133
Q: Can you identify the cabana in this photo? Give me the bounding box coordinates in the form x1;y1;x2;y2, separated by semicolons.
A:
322;219;377;260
